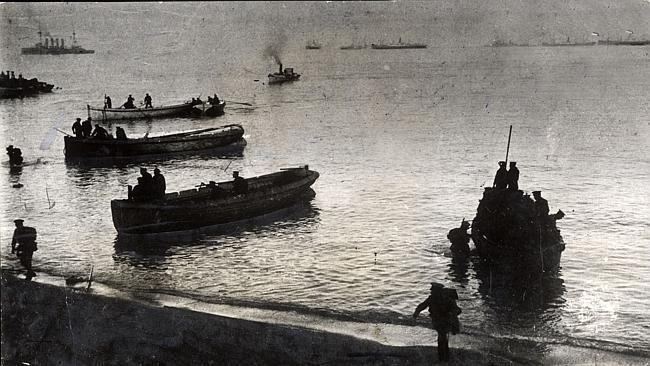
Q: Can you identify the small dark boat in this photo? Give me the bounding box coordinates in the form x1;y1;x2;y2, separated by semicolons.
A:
0;75;55;99
470;187;565;272
268;63;300;84
111;166;319;235
64;124;245;158
87;100;199;122
306;40;321;49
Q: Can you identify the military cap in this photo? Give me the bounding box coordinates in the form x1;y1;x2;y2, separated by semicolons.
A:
14;219;24;224
498;161;506;165
532;191;541;195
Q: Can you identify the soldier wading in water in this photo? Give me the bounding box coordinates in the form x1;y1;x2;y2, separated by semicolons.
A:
11;219;38;279
413;282;462;362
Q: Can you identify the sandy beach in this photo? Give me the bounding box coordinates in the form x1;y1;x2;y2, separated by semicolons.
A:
2;271;648;366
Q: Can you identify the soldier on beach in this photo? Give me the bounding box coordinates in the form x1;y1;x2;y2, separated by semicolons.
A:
413;282;462;362
493;161;507;189
11;219;38;278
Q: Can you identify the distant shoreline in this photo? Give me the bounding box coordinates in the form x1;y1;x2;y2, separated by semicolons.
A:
489;40;650;47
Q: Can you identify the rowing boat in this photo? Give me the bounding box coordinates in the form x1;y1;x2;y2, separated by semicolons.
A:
87;101;198;122
64;124;245;158
111;166;319;235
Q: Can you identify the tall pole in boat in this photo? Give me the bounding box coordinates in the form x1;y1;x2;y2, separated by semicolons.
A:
504;125;513;166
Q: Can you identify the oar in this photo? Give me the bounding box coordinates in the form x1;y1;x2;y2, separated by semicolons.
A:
55;128;73;137
146;127;222;139
225;100;253;106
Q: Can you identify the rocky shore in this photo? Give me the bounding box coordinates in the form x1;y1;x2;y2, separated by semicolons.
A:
2;272;648;365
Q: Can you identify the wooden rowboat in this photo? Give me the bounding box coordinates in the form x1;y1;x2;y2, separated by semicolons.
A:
87;100;198;122
64;124;245;158
111;166;319;235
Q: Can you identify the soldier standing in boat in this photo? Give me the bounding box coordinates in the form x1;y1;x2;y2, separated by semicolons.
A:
447;220;471;257
413;282;462;362
493;161;508;189
144;93;153;109
104;95;112;109
72;118;83;138
115;126;127;140
11;219;38;278
232;171;248;195
532;191;549;220
82;117;93;138
152;167;166;198
506;161;519;191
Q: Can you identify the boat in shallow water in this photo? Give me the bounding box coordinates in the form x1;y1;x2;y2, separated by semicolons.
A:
469;187;566;272
111;166;319;235
87;100;199;122
64;124;244;159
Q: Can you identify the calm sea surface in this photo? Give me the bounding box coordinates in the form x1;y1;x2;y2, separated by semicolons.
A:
1;3;649;352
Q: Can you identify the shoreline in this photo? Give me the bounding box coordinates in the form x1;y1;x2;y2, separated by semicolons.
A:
2;271;648;365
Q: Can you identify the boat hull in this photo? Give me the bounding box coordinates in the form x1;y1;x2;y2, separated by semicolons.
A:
21;47;95;55
370;44;427;49
64;125;245;158
87;102;197;122
191;101;226;116
268;74;301;84
111;168;319;235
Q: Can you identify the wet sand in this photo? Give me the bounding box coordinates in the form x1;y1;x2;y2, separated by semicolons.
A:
2;271;648;365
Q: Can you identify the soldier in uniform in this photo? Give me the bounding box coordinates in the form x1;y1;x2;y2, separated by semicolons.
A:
82;117;93;138
11;219;38;278
447;220;471;257
413;282;462;362
492;161;507;189
6;145;24;166
532;191;549;219
506;161;520;191
152;167;166;198
144;93;153;109
91;124;111;139
104;95;112;109
72;118;83;138
232;171;248;195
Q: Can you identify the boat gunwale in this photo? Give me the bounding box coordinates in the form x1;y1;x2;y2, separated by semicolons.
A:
87;102;196;113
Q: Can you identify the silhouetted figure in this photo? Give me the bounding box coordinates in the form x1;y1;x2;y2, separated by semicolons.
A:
208;181;225;199
232;171;248;195
139;167;154;197
447;220;471;257
10;71;15;79
532;191;549;220
413;283;462;362
72;118;83;138
82;118;93;138
0;71;5;80
91;124;111;140
212;94;220;105
11;219;37;278
506;161;519;191
123;94;136;109
152;167;166;198
115;126;127;140
132;177;148;201
144;93;152;109
493;161;507;189
104;95;112;109
6;145;24;166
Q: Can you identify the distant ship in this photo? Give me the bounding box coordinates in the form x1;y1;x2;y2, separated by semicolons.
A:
340;43;367;50
371;38;427;49
306;40;321;50
21;31;94;55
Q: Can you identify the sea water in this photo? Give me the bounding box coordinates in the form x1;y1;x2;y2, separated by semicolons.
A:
1;2;649;353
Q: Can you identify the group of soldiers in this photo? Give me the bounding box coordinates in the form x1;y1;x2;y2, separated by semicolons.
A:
71;117;127;140
493;160;519;190
131;167;167;201
103;93;153;109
